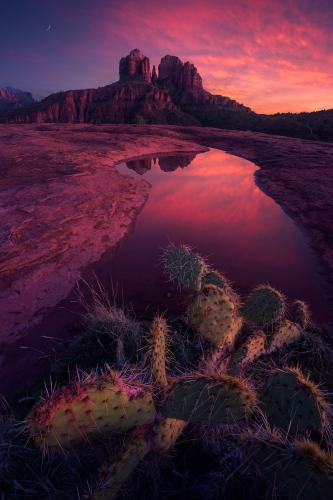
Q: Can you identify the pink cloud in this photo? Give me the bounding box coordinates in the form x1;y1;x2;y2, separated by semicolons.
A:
89;0;333;113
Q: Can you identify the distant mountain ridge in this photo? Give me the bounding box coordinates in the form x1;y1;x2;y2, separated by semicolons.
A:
0;86;35;111
3;49;333;141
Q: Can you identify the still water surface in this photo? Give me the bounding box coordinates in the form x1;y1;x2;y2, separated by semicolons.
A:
109;148;327;322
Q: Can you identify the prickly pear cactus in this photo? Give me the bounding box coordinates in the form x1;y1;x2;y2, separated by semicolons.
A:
89;428;151;500
242;431;333;500
152;417;187;452
267;319;302;354
188;284;242;349
28;371;156;448
227;330;266;375
262;367;330;437
150;315;168;388
161;243;207;291
291;299;310;329
162;375;256;424
201;270;227;290
241;285;285;325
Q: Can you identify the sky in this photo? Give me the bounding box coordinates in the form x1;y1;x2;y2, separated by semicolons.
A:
1;0;333;114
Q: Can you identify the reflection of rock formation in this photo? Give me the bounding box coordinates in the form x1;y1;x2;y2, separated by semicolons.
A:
126;158;153;175
126;153;197;175
158;152;197;171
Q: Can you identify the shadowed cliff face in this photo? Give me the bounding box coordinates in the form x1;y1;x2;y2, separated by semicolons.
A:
158;55;203;96
0;87;35;111
119;49;151;83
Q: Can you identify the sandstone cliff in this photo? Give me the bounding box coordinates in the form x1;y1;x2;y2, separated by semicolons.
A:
119;49;151;83
0;87;35;111
7;49;251;126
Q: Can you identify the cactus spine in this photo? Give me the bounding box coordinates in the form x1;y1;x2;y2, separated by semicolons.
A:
150;315;168;389
28;371;155;448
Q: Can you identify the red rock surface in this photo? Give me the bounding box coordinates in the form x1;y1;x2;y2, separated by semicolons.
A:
0;124;206;347
119;49;151;83
158;55;204;97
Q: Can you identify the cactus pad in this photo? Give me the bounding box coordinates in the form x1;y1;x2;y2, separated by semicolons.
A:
267;319;302;354
153;418;187;452
291;300;310;329
162;375;256;424
150;315;168;388
90;429;151;500
161;243;207;291
262;367;329;437
28;372;156;448
201;270;227;289
188;284;242;348
228;331;266;375
241;285;285;325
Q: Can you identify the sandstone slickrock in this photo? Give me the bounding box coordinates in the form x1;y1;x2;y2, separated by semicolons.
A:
0;124;206;346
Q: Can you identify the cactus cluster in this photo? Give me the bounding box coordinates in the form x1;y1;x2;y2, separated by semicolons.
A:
15;244;333;499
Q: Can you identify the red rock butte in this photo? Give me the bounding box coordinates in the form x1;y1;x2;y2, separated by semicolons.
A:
7;49;251;125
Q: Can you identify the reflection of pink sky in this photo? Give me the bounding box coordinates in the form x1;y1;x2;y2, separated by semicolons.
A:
116;149;327;320
139;151;286;236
